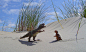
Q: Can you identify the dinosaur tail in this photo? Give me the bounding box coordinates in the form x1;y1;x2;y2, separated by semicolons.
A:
20;37;24;39
20;33;29;39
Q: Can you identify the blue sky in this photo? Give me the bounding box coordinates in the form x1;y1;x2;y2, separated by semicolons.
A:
0;0;77;32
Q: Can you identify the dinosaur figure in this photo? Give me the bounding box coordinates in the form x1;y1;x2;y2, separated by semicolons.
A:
20;23;46;42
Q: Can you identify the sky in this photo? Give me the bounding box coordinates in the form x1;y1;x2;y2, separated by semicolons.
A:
0;0;79;32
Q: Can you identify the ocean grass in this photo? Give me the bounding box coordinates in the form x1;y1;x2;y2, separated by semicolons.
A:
15;0;47;31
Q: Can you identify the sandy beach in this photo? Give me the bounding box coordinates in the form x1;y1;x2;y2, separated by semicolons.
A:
0;17;86;52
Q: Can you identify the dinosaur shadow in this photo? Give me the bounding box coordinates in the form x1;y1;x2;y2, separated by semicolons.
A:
18;40;37;46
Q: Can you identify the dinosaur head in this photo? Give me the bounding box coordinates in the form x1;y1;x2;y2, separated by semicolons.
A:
38;23;46;30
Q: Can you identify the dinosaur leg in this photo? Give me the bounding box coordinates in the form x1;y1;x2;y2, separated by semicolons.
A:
33;36;36;41
28;36;32;42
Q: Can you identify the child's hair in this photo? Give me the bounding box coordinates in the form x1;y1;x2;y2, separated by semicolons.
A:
54;30;58;33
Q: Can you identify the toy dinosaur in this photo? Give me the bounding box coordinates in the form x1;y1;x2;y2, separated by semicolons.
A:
20;23;46;42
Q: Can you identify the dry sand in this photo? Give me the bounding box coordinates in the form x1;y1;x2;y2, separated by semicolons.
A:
0;17;86;52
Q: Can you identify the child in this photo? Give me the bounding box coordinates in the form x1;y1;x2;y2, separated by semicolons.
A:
54;30;62;41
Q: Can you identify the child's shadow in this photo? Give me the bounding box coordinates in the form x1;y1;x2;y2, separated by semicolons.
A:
49;40;58;43
18;40;37;46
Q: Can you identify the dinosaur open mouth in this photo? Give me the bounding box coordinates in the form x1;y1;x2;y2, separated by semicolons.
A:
38;23;46;29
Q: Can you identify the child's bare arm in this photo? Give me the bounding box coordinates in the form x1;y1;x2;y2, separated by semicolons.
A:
54;36;56;37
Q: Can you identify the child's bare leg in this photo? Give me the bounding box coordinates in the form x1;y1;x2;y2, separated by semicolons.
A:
56;37;59;41
59;37;62;40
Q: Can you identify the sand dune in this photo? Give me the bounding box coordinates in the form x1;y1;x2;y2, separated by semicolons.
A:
0;17;86;52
